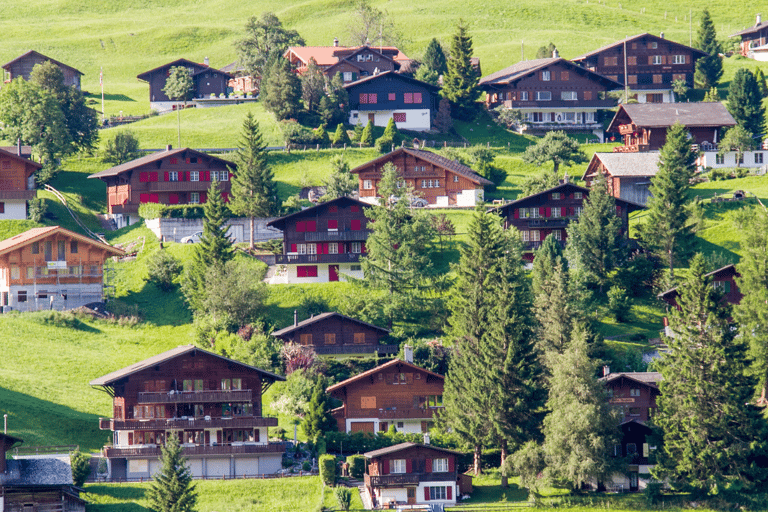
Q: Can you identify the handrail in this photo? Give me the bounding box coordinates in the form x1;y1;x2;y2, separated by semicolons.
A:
43;184;107;243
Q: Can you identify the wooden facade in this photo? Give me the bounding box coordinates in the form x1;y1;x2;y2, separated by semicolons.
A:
2;51;83;89
90;345;285;481
572;34;707;103
351;147;492;206
326;359;444;434
136;59;232;109
0;147;42;220
583;152;660;206
271;312;396;356
731;15;768;58
0;226;124;312
285;43;409;83
659;264;742;310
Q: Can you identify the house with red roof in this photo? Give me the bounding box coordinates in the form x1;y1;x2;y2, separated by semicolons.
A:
137;58;233;112
285;40;410;83
0;226;124;312
731;15;768;59
0;146;42;220
2;50;83;89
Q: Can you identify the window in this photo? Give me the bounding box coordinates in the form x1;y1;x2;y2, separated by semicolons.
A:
327;219;338;231
68;265;81;275
343;72;353;82
363;180;372;189
648;41;658;49
428;486;447;500
328;243;339;254
651;55;663;65
70;241;78;254
521;230;530;242
715;154;725;165
368;93;378;103
169;157;178;165
648;93;664;103
325;333;336;345
531;230;540;242
57;240;65;261
393;112;406;123
604;56;618;66
307;244;317;255
168;171;179;182
630;388;640;397
737;153;745;164
45;241;52;260
17;291;27;302
575;206;583;216
541;70;551;81
351;242;362;254
628;408;641;417
212;170;229;181
350;264;362;271
391;459;406;474
453;175;459;182
673;55;686;64
583;90;593;100
520;91;528;101
714;280;732;293
433;458;448;472
535;91;551;101
756;153;764;164
428;395;443;407
551;207;561;218
561;91;577;100
190;192;200;204
297;265;318;278
552;230;562;241
26;267;34;279
354;332;366;344
31;242;39;254
190;171;199;181
296;244;307;254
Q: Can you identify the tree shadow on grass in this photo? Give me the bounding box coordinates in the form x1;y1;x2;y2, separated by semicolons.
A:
85;93;136;103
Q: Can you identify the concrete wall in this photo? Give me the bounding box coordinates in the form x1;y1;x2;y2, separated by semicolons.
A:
124;452;282;480
349;109;431;132
0;200;28;220
3;283;103;312
697;150;768;170
145;217;281;244
270;263;364;284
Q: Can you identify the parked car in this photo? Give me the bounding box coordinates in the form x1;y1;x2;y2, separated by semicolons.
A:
181;231;203;244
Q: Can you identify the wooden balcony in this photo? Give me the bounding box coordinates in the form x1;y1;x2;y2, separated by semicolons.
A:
137;389;252;404
365;471;457;487
145;181;220;192
618;123;639;135
104;442;285;458
313;343;399;355
612;144;649;153
528;217;576;228
344;407;441;420
275;253;362;264
110;203;139;214
0;189;35;200
99;415;277;431
304;230;371;242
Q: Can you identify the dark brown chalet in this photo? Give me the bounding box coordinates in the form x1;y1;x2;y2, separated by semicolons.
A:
88;146;233;227
494;181;643;261
0;146;43;220
90;345;285;481
659;264;742;310
363;442;470;508
271;311;396;356
351;147;492;206
731;15;768;58
266;196;371;283
2;50;83;89
572;33;707;103
480;56;621;135
607;102;737;153
137;58;233;112
327;358;444;435
583;152;660;206
285;42;410;83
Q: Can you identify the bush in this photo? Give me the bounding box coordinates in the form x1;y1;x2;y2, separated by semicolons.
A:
319;454;337;486
375;135;395;153
302;460;312;472
31;310;87;330
146;250;182;292
139;203;208;220
281;120;319;146
334;487;352;511
644;481;664;506
138;203;164;219
27;198;47;223
607;286;632;323
347;455;366;479
616;254;661;297
70;449;91;486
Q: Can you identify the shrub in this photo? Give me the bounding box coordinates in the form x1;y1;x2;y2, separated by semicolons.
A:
281;120;318;146
374;135;394;153
334;487;352;511
607;286;632;323
70;449;91;486
319;454;337;486
302;460;312;472
146;250;182;292
138;203;164;219
616;254;661;297
644;481;664;506
27;198;47;222
347;455;366;479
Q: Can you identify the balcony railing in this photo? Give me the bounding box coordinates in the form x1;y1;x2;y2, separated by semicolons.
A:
104;442;285;458
304;230;371;242
0;189;35;200
143;181;220;192
527;217;576;228
365;471;457;487
344;407;441;420
137;389;252;404
276;253;362;264
99;415;277;431
501;99;616;109
312;344;399;355
612;144;649;153
110;204;139;214
618;123;639;135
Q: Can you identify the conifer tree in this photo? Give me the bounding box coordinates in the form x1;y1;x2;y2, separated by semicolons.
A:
422;38;448;76
755;67;768;98
694;9;723;89
638;123;697;276
360;120;374;147
323;154;356;200
261;57;302;120
229;112;278;250
147;434;197;512
703;87;720;102
331;123;351;147
727;68;765;137
441;20;479;112
301;58;325;113
320;73;350;127
302;378;337;441
532;235;574;359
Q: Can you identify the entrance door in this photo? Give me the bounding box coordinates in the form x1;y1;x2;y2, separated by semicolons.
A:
629;472;639;492
329;265;339;282
368;113;375;124
407;487;416;505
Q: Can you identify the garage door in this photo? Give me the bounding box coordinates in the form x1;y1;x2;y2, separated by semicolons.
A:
350;422;375;433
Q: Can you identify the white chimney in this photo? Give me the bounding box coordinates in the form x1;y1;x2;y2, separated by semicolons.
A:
204;56;209;66
294;310;298;326
404;345;413;363
166;144;172;151
660;32;665;39
758;14;763;26
552;48;559;58
603;365;610;377
333;37;339;47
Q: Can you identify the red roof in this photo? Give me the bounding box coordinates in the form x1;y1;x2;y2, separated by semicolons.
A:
0;226;124;257
286;45;409;67
326;358;444;394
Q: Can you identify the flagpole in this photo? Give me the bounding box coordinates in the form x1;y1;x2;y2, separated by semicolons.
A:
100;67;105;123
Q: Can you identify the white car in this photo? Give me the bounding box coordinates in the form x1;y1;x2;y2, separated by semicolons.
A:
181;231;203;244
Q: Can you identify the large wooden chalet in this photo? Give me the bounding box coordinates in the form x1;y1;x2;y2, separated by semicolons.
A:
659;263;742;310
90;345;285;481
363;442;470;508
88;146;233;228
326;357;444;434
494;181;643;261
2;50;83;89
607;102;737;153
271;311;397;356
731;15;768;59
583;152;660;206
480;55;621;138
572;33;707;103
345;71;440;132
351;147;492;206
137;58;233;112
266;196;371;284
0;226;124;312
285;41;410;83
0;146;42;220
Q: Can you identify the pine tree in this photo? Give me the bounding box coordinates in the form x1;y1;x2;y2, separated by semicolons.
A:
694;9;723;89
261;57;302;121
531;235;574;359
320;73;350;127
229;112;278;250
375;117;400;152
441;20;479;112
638;123;697;276
755;67;768;98
727;68;765;137
422;38;447;76
323;154;356;200
301;58;325;113
703;86;721;102
146;434;197;512
360;120;374;147
331;123;351;147
302;378;337;441
653;254;768;494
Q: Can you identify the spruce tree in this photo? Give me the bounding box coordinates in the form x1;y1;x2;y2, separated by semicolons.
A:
441;20;479;112
302;378;337;441
229;112;278;250
331;123;351;147
727;68;765;137
320;73;350;127
422;38;447;76
360;120;374;147
532;236;574;359
653;254;768;494
301;57;325;113
323;154;356;200
694;9;723;89
147;434;197;512
755;67;768;98
261;57;302;120
638;123;697;276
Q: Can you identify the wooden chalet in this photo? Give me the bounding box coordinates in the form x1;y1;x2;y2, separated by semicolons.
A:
351;147;492;206
0;433;87;512
659;264;742;310
271;311;397;356
90;345;285;481
363;442;469;508
285;41;410;83
345;71;441;132
480;55;621;137
136;58;233;112
0;226;124;312
583;152;660;206
0;146;43;220
266;196;371;284
572;33;707;103
88;146;233;227
2;50;83;89
493;181;643;261
607;102;737;153
731;15;768;59
220;62;257;93
326;357;444;434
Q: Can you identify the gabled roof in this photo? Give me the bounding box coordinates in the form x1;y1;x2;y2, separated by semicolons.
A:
364;442;462;458
0;147;42;169
2;50;84;76
350;147;493;186
572;33;708;62
607;103;737;132
266;196;371;231
137;58;210;82
286;45;409;67
600;371;662;388
271;312;390;338
343;70;440;92
89;345;284;387
326;358;444;394
479;57;622;89
1;458;76;486
88;147;233;180
658;264;739;300
0;432;24;448
491;181;645;213
0;145;34;160
731;21;768;38
0;226;124;257
583;152;661;180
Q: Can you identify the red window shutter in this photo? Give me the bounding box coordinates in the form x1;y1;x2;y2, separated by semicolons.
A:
545;207;551;217
388;93;396;101
151;194;159;203
128;432;133;445
616;205;622;215
350;205;359;212
323;243;328;254
205;171;211;181
201;192;207;203
382;459;389;474
140;193;148;203
447;486;452;500
164;172;169;182
296;221;306;232
169;194;178;205
404;93;413;103
360;93;367;104
151;172;158;182
361;242;366;253
513;209;519;219
339;243;346;254
414;92;422;103
222;192;229;203
539;207;545;217
306;221;317;232
370;93;377;103
329;205;338;213
351;219;361;231
308;266;318;277
424;487;430;501
448;456;455;472
291;244;297;253
328;219;338;230
406;459;412;473
139;172;146;183
217;431;222;444
426;458;432;472
297;266;306;278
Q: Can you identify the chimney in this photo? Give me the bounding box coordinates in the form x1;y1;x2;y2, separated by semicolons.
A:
563;173;569;183
758;14;763;26
294;310;298;326
552;47;559;58
204;56;209;66
423;432;430;445
660;32;665;39
17;138;22;157
403;345;413;363
333;37;339;47
603;365;610;377
166;144;172;151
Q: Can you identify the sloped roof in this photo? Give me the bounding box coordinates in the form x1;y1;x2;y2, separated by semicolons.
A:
572;33;708;62
137;58;210;81
271;312;390;338
364;442;462;458
326;358;444;395
191;67;233;79
350;147;493;186
0;226;123;257
600;371;662;388
607;102;737;132
89;345;285;387
266;196;371;231
491;181;645;213
88;147;233;180
286;45;409;67
0;457;74;486
343;70;440;91
479;57;622;89
0;145;34;160
2;50;84;76
583;152;661;180
0;146;42;169
658;264;739;300
731;21;768;37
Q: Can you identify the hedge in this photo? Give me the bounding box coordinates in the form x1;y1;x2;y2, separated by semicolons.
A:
138;203;216;220
346;454;366;479
319;454;337;486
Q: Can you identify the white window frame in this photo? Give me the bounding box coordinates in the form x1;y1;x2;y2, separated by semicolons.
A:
190;171;199;182
551;192;561;200
715;154;725;165
351;242;362;254
190;192;200;204
168;171;179;182
541;70;551;81
551;207;561;218
520;91;528;101
535;91;551;101
453;175;459;182
630;388;641;397
574;192;583;200
673;55;686;64
307;244;317;255
531;230;541;242
328;243;339;255
552;230;562;241
575;206;583;217
521;230;530;242
363;180;373;190
429;486;447;500
561;91;577;101
391;459;406;474
564;112;576;122
343;72;353;81
297;244;307;255
756;153;764;164
652;55;662;65
433;458;448;472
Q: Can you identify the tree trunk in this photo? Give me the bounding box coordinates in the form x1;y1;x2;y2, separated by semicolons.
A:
500;439;508;487
473;444;482;476
249;215;255;251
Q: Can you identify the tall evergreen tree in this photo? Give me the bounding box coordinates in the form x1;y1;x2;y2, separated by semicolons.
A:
653;254;768;495
261;57;302;121
360;120;374;147
322;154;356;199
694;9;723;89
422;38;447;76
441;20;479;111
230;112;278;250
727;68;765;137
638;123;697;276
301;58;325;113
532;236;574;359
302;378;337;441
320;73;350;127
146;434;197;512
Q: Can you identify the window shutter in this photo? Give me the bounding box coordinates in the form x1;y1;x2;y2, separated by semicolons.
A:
291;244;297;253
447;486;452;500
426;458;432;472
351;219;361;231
406;459;412;473
616;205;621;215
352;72;357;81
361;242;366;253
306;221;317;232
164;172;169;182
339;243;346;254
424;487;430;501
297;221;306;232
204;171;211;181
545;207;551;218
140;193;148;203
201;192;207;203
217;431;222;444
328;219;338;230
513;209;519;219
152;172;159;182
648;56;654;65
151;194;159;203
448;456;455;472
725;281;731;293
382;459;389;474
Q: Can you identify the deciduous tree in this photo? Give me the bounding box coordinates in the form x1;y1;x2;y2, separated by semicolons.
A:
235;12;304;86
102;130;141;165
441;20;479;112
347;0;401;47
727;68;765;137
522;131;587;175
718;125;755;167
694;9;723;89
147;434;197;512
163;66;194;147
319;73;349;128
301;58;325;113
